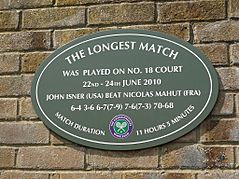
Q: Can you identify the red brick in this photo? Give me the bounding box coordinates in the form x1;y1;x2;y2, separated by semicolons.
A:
17;146;85;169
0;122;49;144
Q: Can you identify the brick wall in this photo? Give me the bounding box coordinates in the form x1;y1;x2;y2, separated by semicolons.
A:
0;0;239;178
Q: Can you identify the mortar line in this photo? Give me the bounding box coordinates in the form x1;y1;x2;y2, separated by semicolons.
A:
18;53;23;75
49;131;52;146
14;148;19;167
233;93;237;116
189;22;194;44
233;146;236;169
1;168;239;172
225;0;229;19
227;43;233;66
52;0;56;6
50;30;54;50
195;172;198;179
236;94;239;117
85;7;88;27
84;148;88;170
17;10;22;31
16;98;20;121
158;146;162;169
0;0;156;11
154;2;157;23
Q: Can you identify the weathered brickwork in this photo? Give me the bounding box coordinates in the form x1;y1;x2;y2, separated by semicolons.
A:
158;1;225;22
88;3;155;25
0;98;17;119
19;97;38;119
17;146;85;169
86;148;158;169
0;122;49;144
0;171;49;179
122;23;190;41
161;144;234;169
217;67;239;90
0;0;238;178
21;52;51;73
56;0;142;6
229;0;239;18
230;44;239;65
212;92;234;115
54;28;98;48
0;54;20;74
0;75;33;96
200;118;239;142
0;31;51;52
195;44;228;65
54;23;190;48
23;7;86;29
0;11;19;30
0;0;52;9
194;20;239;43
0;148;16;168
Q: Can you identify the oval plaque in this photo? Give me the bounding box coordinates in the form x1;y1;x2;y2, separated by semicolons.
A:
31;30;219;150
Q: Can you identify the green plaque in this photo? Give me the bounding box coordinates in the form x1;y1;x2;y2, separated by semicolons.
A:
31;30;219;150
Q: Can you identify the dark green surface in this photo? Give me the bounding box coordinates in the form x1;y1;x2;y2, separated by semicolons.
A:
31;29;219;150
